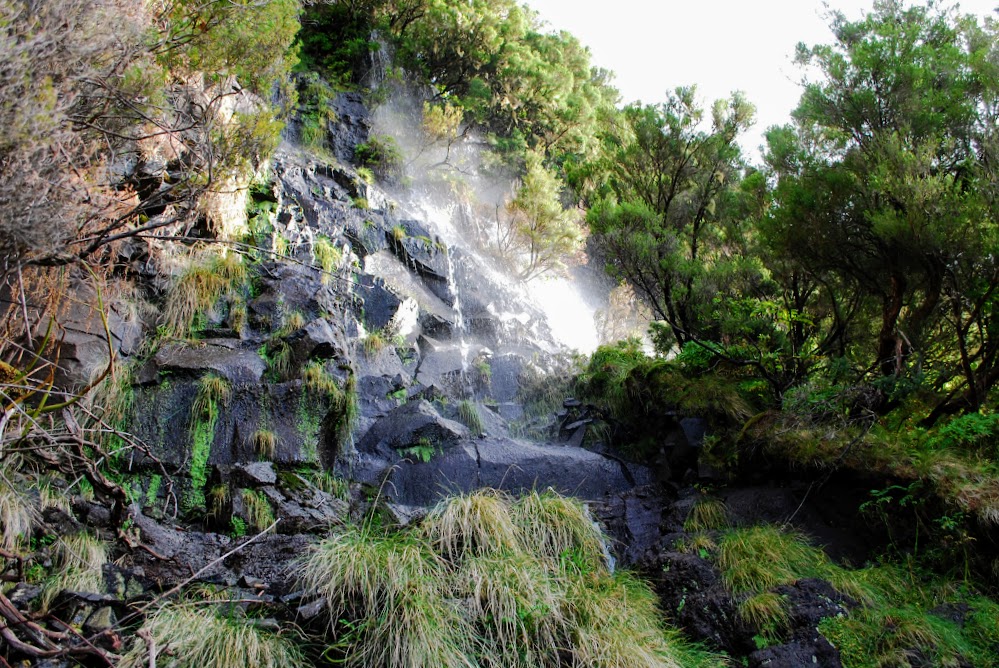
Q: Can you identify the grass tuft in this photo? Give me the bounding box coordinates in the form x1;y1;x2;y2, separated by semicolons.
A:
119;604;306;668
240;489;275;531
457;399;484;435
683;496;728;532
738;591;790;641
422;489;521;562
251;429;278;459
40;531;108;610
512;490;607;569
162;252;247;338
0;476;33;552
313;235;341;283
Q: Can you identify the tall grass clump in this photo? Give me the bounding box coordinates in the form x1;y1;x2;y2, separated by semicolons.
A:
119;604;307;668
298;489;724;668
569;571;722;668
456;399;484;435
162;252;247;338
512;489;608;569
422;489;521;561
0;475;33;552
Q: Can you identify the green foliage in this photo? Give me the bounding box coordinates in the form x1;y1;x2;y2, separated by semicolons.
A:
297;489;723;668
119;603;306;668
354;135;403;181
456;400;484;435
240;489;275;532
400;437;438;464
716;524;999;666
186;374;231;511
162;253;248;338
501;150;583;280
588;88;756;351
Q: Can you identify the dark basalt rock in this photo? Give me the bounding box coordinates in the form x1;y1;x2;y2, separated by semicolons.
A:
748;638;842;668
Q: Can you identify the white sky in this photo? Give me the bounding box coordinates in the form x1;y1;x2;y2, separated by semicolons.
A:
525;0;999;162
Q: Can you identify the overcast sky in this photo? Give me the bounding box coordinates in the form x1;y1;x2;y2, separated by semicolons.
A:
525;0;999;162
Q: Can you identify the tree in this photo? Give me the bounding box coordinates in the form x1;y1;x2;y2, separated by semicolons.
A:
502;151;582;280
764;1;999;416
588;88;756;348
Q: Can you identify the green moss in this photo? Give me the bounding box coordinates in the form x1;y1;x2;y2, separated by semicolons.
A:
184;374;231;512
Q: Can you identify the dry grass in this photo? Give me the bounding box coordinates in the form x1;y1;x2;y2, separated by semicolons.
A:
119;603;306;668
422;489;521;562
251;429;278;459
0;475;33;551
162;252;247;337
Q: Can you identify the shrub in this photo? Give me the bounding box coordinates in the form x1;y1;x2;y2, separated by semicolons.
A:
354;135;403;180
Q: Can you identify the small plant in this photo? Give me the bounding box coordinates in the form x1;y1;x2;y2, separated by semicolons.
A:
119;604;306;668
313;235;341;283
683;496;728;532
251;429;278;459
209;484;230;520
351;196;370;210
231;516;247;537
400;437;438;463
390;224;407;242
363;330;387;357
457;399;484;435
301;360;339;396
241;489;275;532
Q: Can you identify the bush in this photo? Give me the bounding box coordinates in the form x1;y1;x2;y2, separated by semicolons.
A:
354;135;404;180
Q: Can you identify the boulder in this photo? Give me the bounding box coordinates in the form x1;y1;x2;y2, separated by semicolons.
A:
153;343;266;384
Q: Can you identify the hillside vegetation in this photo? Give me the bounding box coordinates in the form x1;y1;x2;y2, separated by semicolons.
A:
2;0;999;667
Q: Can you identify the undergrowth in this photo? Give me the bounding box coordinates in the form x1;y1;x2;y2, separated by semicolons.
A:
714;524;999;667
297;488;723;668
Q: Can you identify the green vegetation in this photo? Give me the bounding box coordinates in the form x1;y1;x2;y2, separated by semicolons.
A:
240;489;276;532
713;525;999;667
298;489;722;668
119;604;307;668
163;253;249;338
186;374;231;511
0;476;33;552
313;235;342;283
456;399;484;435
355;135;404;181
